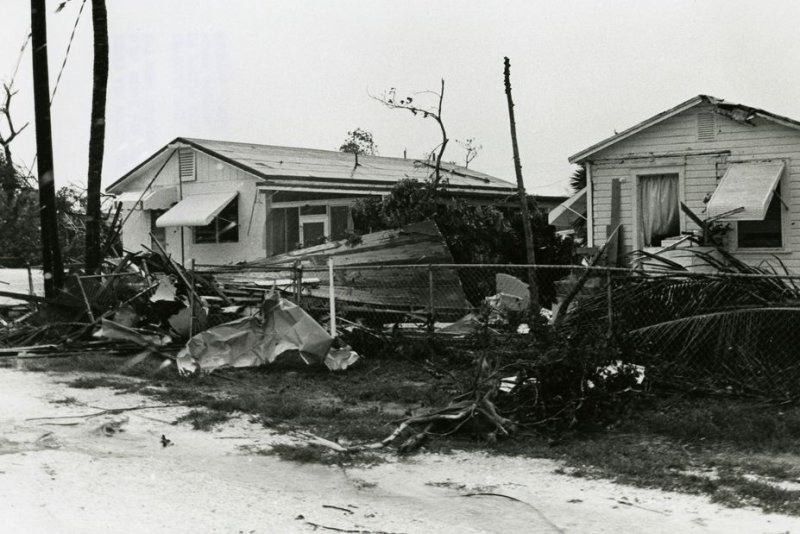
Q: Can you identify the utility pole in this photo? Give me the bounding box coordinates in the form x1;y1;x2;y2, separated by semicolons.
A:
30;0;64;297
503;56;540;312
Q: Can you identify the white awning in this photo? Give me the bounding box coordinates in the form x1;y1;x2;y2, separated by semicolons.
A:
142;187;177;210
114;190;149;204
548;187;587;227
706;162;785;221
115;186;177;209
156;191;237;227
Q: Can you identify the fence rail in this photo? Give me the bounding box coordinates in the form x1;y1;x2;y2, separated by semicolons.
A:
57;260;800;399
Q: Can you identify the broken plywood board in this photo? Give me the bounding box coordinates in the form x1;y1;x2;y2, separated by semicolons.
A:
212;221;470;311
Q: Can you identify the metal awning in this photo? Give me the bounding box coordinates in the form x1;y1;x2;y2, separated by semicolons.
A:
115;186;177;209
548;187;587;227
115;190;150;204
156;191;237;227
706;162;785;221
142;187;177;210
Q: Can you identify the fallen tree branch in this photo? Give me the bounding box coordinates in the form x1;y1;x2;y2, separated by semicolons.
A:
25;404;178;422
305;521;405;534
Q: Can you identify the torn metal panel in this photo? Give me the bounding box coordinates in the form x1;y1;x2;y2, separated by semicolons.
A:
176;295;354;373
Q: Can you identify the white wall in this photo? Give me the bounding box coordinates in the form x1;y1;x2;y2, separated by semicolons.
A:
588;104;800;270
115;148;267;265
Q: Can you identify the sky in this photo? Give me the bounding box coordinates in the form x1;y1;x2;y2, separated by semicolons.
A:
2;0;800;196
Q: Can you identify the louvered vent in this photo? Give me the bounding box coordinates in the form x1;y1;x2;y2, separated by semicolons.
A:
697;112;716;141
178;149;196;181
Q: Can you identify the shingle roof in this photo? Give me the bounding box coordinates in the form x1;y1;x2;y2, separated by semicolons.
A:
107;137;516;195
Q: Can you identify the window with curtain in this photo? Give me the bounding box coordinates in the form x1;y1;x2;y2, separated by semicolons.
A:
638;173;680;247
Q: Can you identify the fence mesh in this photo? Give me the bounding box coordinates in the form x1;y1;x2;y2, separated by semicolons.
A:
201;262;800;398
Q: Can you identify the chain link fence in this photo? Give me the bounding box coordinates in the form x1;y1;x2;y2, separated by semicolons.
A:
203;262;800;398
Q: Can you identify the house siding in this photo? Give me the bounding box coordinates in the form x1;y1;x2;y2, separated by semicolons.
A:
117;149;267;265
588;104;800;270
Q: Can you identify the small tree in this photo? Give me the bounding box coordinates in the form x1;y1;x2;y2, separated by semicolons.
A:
339;128;378;156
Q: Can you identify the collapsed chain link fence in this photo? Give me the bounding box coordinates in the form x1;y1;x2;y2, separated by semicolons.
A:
200;262;800;398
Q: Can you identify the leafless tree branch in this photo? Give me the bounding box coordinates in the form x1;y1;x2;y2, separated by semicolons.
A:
372;79;449;188
0;83;29;166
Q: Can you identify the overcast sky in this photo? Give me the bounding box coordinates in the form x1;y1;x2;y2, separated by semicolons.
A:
2;0;800;196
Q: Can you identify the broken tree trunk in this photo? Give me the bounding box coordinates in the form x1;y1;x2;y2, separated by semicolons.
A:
503;57;540;313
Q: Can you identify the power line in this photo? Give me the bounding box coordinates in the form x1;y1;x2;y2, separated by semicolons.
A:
25;0;88;177
9;32;31;88
50;0;87;104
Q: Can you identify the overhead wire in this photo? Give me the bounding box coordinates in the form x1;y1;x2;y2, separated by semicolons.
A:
8;32;31;88
50;0;87;104
25;0;88;176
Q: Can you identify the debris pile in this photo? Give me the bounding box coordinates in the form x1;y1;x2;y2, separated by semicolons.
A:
0;244;359;372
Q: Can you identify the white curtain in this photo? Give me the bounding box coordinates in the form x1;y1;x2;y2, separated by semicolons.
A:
639;174;680;247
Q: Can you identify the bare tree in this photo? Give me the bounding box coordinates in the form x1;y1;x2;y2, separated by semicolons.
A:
0;84;28;166
455;137;482;168
0;83;31;199
374;79;448;188
84;0;109;273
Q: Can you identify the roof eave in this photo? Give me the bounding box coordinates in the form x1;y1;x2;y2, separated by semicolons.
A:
568;95;708;165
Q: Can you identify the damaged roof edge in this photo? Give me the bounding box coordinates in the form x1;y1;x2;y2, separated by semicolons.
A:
568;95;800;165
567;96;705;165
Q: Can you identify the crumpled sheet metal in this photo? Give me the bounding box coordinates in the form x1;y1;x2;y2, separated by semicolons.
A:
176;296;357;373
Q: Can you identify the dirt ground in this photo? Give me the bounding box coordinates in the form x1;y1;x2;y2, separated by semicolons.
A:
0;366;797;534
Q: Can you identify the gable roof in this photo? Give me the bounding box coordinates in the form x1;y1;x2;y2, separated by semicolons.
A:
107;137;516;196
568;95;800;164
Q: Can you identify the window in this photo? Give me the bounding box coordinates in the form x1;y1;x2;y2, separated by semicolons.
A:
194;196;238;244
299;205;328;247
638;173;680;247
267;203;352;256
738;190;783;248
150;210;167;250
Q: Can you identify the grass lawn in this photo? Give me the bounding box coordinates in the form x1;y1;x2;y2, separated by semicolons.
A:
17;349;800;516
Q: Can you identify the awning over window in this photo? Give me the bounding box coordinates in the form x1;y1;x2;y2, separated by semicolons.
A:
156;191;237;227
548;187;587;228
114;190;149;204
706;162;785;221
114;186;177;209
142;187;177;210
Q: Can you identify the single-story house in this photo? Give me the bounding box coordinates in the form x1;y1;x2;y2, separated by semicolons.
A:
554;95;800;268
105;138;521;265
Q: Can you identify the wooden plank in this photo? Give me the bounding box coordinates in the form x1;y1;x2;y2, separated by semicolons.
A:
606;178;621;266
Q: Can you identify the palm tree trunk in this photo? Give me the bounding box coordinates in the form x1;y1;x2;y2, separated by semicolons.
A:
85;0;108;273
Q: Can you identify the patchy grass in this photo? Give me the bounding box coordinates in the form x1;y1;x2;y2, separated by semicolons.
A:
51;396;79;405
257;443;385;467
174;409;231;431
27;351;800;516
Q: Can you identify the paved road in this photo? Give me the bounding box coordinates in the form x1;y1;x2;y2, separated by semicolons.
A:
0;366;796;533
